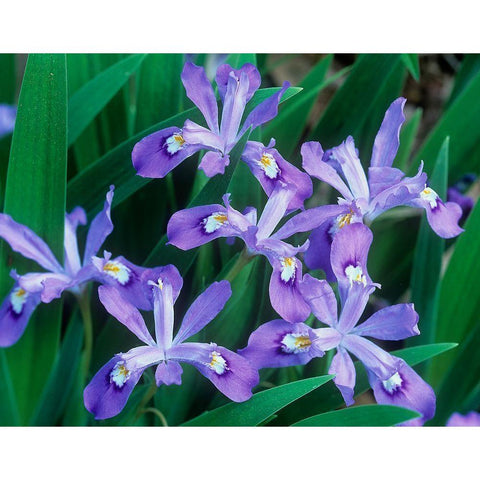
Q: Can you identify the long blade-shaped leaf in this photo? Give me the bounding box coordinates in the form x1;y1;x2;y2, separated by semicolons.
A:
401;54;420;81
182;374;334;426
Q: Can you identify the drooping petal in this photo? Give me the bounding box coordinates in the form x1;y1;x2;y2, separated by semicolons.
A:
299;274;338;327
301;141;353;201
198;151;230;177
268;256;311;323
329;347;356;406
181;62;219;134
368;357;436;424
167;204;240;250
238;81;290;138
167;342;259;402
18;272;74;303
155;360;183;386
0;214;62;272
342;334;398;381
446;411;480;427
352;303;419;340
140;264;183;306
329;136;370;200
242;140;313;212
238;319;324;369
64;206;87;276
173;281;232;345
83;185;114;264
132;126;204;179
216;63;261;103
370;97;406;168
98;285;155;346
0;286;41;347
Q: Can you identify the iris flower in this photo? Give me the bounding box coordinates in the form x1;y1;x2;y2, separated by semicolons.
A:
84;275;259;419
132;62;289;178
446;411;480;426
240;223;435;424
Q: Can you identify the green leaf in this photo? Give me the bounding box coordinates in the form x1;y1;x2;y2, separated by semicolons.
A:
29;313;84;426
401;54;420;81
395;107;423;172
447;54;480;108
408;138;448;351
0;54;16;103
1;54;67;423
0;350;20;426
225;53;256;69
181;375;334;426
309;54;402;147
68;54;146;147
292;404;420;427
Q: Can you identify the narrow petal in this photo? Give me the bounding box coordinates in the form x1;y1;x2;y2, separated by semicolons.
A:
132;126;204;179
368;357;436;423
370;97;406;168
0;214;62;272
299;274;338;327
181;62;219;133
173;281;232;344
64;206;87;276
155;361;183;386
168;342;259;402
152;282;174;352
83;185;115;264
167;204;239;250
238;319;323;369
0;286;41;347
337;283;374;333
18;272;74;303
238;81;290;138
216;63;261;103
140;264;183;306
198;151;230;177
304;221;336;281
182;119;224;151
329;347;356;406
352;303;420;340
301;141;353;200
98;285;155;346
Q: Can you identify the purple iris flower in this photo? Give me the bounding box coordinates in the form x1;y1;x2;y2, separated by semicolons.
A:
84;276;259;419
0;103;16;138
132;62;289;178
240;223;435;424
0;186;158;346
297;97;463;280
446;411;480;426
167;182;343;323
241;139;313;212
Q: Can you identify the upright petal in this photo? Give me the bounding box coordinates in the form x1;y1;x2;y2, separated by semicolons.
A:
181;62;219;134
173;281;232;345
368;357;436;424
352;303;420;340
370;97;406;168
304;221;336;281
198;151;230;177
98;285;155;346
301;141;353;201
337;283;374;333
83;185;114;264
167;342;259;402
167;204;240;250
140;264;183;306
152;280;175;352
64;207;87;276
299;274;338;327
216;63;261;103
132;126;204;179
238;319;324;369
0;286;41;347
0;214;62;272
329;347;356;406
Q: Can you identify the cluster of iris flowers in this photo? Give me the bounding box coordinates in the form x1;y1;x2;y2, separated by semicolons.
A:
0;61;465;425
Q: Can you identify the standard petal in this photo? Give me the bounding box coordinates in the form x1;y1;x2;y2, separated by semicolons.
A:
337;282;374;333
301;141;353;200
0;286;41;347
155;360;183;386
140;264;183;306
173;281;232;344
83;185;115;264
167;204;239;250
18;272;74;303
168;342;259;402
64;206;87;276
352;303;420;340
198;151;230;177
368;357;436;424
0;214;62;272
132;126;204;179
299;274;338;327
152;281;174;352
329;347;356;406
181;62;219;134
98;285;155;346
370;97;406;168
216;63;261;103
238;319;323;369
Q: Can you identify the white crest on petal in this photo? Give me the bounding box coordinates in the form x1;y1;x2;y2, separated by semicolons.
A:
281;333;312;354
382;371;403;394
165;132;186;155
103;260;131;285
206;351;228;375
110;360;131;388
202;212;228;234
258;152;280;179
420;185;439;209
280;257;296;283
345;265;367;287
328;211;353;238
10;287;28;314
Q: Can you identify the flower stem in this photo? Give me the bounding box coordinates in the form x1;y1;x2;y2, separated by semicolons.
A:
141;407;169;426
224;248;255;283
78;291;93;383
134;380;158;422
